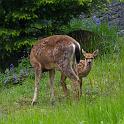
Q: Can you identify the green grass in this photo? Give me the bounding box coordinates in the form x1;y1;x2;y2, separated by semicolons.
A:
0;37;124;124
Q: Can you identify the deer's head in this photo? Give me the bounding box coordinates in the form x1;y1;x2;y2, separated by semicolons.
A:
82;49;99;66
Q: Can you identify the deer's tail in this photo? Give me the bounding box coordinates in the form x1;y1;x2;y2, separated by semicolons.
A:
75;43;81;64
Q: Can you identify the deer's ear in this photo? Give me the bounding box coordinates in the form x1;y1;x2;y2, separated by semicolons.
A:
93;49;99;57
82;49;86;56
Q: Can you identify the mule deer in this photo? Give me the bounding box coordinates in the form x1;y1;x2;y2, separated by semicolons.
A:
30;35;81;105
60;49;99;96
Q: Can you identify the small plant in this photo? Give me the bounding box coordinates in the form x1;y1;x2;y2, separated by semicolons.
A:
2;58;34;86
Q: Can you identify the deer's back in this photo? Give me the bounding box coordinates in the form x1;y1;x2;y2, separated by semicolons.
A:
30;35;78;70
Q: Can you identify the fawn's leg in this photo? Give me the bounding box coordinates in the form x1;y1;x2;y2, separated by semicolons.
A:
60;73;68;96
31;62;41;105
49;69;55;103
79;77;82;96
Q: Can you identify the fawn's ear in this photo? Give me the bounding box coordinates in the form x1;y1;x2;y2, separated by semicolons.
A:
82;49;86;56
93;49;99;57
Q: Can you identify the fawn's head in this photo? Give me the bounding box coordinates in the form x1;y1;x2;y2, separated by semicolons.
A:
82;49;99;65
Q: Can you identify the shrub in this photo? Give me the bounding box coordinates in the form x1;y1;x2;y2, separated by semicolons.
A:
60;17;118;55
0;58;33;86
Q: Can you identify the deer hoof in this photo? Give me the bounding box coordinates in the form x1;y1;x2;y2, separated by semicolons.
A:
50;97;56;105
31;100;37;106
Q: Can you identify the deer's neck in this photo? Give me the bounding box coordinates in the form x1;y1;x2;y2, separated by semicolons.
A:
82;62;92;77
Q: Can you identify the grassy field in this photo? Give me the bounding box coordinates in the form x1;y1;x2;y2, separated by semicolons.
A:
0;37;124;124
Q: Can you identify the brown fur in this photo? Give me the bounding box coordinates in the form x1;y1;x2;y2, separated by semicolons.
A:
60;49;99;96
30;35;81;105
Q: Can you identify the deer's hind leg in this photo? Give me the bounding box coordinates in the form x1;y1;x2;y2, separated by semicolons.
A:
55;45;80;99
57;60;80;100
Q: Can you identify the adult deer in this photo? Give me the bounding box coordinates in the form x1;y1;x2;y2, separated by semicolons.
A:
30;35;81;105
60;49;99;96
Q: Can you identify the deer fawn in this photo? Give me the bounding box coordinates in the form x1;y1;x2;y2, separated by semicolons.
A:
60;49;99;96
30;35;81;105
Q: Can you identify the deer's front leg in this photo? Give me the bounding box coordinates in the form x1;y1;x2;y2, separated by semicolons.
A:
32;64;41;105
60;73;68;96
49;69;55;104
